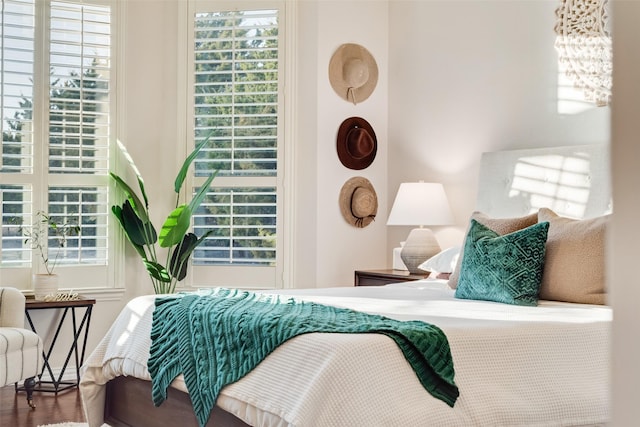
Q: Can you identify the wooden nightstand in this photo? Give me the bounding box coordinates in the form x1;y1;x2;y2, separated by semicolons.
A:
354;269;430;286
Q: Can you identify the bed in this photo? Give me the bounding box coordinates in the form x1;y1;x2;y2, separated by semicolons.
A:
80;144;612;427
80;281;610;427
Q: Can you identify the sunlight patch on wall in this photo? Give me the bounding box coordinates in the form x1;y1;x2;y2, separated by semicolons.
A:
476;145;611;220
510;154;591;219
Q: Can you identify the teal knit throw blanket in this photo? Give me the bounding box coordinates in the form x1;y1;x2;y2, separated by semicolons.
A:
148;288;459;427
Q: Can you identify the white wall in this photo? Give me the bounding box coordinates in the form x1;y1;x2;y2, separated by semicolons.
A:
307;1;390;286
386;0;610;260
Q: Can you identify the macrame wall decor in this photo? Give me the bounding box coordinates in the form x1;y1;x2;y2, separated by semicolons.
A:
554;0;612;107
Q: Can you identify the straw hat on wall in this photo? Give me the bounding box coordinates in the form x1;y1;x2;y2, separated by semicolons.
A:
339;177;378;228
328;43;378;105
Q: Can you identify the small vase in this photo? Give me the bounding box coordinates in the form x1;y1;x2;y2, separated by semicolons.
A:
32;274;59;300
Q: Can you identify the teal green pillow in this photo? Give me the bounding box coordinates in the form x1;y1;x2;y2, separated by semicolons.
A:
455;219;549;306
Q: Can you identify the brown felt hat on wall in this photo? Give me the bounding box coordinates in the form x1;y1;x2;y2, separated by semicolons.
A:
339;177;378;228
328;43;379;105
336;117;377;170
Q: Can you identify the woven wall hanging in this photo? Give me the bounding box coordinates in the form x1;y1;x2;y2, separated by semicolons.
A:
554;0;612;107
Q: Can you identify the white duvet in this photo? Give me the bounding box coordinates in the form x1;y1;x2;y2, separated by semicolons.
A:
80;280;611;427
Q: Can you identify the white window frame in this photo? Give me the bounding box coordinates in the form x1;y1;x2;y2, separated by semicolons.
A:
0;0;124;298
178;0;295;290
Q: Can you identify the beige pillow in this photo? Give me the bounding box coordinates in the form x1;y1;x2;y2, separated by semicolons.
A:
447;211;538;289
538;208;608;305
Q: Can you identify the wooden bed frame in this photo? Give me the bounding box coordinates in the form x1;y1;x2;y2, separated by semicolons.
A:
104;376;251;427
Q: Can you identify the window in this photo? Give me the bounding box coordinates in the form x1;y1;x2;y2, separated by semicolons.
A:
187;1;285;289
1;0;116;290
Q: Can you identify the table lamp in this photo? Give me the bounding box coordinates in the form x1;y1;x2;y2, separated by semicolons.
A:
387;182;454;274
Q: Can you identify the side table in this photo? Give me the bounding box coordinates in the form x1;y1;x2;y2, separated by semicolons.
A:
21;298;96;394
354;269;430;286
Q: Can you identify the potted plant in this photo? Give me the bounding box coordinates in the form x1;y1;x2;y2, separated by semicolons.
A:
110;137;217;294
14;211;80;299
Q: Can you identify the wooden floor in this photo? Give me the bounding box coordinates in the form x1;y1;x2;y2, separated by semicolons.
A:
0;384;86;427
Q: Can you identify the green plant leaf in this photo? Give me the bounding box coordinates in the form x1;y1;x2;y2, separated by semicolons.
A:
121;200;157;246
138;176;149;210
174;132;213;194
168;233;198;280
111;205;147;260
189;170;218;214
158;205;192;248
143;260;171;283
110;172;150;223
116;139;150;209
168;231;216;281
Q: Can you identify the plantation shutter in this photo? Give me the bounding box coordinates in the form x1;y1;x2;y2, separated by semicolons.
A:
1;0;36;269
49;1;111;175
189;2;283;288
0;0;35;174
0;0;36;274
47;1;111;277
1;0;114;291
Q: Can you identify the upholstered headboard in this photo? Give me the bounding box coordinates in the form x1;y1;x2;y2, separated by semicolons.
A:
476;144;611;219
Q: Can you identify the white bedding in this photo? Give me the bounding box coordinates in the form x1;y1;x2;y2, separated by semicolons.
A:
80;280;611;427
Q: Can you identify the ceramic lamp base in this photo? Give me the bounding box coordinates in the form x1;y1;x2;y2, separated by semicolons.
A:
400;228;441;274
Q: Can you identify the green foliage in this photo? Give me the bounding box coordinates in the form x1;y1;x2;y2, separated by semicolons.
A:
110;137;218;294
12;211;80;275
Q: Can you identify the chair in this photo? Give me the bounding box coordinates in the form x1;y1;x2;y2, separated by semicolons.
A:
0;287;43;409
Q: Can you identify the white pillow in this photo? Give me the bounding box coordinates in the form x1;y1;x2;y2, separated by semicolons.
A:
418;246;461;274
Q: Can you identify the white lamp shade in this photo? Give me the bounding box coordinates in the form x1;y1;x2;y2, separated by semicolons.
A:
386;182;454;226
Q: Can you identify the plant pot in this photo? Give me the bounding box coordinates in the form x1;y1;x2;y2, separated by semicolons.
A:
32;274;59;300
